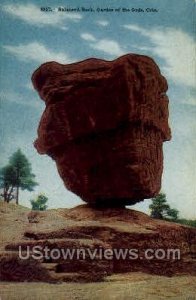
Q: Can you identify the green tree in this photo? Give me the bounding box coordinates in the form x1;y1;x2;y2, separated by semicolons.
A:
149;193;179;220
167;208;179;221
30;194;48;211
0;165;16;202
175;219;196;228
0;149;38;204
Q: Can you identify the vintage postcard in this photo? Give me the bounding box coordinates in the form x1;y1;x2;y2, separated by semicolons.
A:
0;0;195;299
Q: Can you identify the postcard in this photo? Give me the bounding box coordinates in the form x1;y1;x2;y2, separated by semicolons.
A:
0;1;195;299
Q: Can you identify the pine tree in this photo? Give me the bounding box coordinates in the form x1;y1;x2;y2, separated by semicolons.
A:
0;165;16;202
150;193;170;219
0;149;38;204
149;193;179;220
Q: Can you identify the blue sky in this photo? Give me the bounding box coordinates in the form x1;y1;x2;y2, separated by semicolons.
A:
0;0;195;218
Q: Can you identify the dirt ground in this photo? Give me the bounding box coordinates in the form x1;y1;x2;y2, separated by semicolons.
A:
0;272;196;300
0;202;195;300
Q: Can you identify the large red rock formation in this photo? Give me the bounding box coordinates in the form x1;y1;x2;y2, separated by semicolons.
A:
32;54;171;205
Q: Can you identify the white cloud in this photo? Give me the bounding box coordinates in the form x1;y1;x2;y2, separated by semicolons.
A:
123;24;195;87
3;42;73;64
25;83;34;91
80;32;125;57
0;91;43;109
60;26;68;31
90;39;125;56
2;3;82;28
182;96;196;106
96;20;109;27
124;24;142;32
80;33;97;42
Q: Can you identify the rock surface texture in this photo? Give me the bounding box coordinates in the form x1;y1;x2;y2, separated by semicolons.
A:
32;54;171;205
0;203;195;282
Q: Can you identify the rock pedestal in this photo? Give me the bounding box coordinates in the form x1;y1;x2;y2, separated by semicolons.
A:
32;54;171;206
0;205;195;282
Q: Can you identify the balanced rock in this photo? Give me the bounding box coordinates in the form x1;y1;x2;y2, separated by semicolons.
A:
32;54;171;206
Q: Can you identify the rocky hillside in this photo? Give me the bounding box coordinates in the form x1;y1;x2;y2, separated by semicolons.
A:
0;202;195;283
